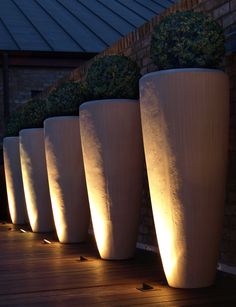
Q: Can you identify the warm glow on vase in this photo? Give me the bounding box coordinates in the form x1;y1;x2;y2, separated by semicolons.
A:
140;69;229;288
139;82;185;283
3;137;28;225
44;116;90;243
44;132;68;242
20;128;54;233
80;99;144;259
20;141;38;229
79;108;111;257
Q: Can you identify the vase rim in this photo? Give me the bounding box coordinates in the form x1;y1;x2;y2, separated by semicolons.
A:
3;136;19;140
140;68;225;80
44;116;79;123
19;128;43;135
80;98;139;109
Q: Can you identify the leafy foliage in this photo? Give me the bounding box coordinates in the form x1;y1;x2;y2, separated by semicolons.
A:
46;81;89;117
150;11;225;70
5;99;49;137
5;82;89;137
86;55;141;100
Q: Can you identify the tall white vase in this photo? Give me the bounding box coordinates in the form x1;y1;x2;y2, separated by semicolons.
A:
80;99;144;260
44;116;90;243
19;128;54;233
140;68;229;288
3;137;28;224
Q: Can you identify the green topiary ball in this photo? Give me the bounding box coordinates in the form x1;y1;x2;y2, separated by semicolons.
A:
150;11;225;70
86;55;141;100
47;81;89;117
5;99;48;136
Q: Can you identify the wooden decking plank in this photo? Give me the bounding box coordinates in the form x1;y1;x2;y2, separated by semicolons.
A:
2;285;236;307
0;223;236;306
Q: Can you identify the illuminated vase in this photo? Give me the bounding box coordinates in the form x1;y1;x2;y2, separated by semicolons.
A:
44;116;90;243
80;99;144;260
3;137;28;224
140;69;229;288
19;128;54;233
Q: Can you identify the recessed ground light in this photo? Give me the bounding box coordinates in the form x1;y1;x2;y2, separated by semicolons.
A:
20;229;27;233
42;239;51;244
136;283;155;292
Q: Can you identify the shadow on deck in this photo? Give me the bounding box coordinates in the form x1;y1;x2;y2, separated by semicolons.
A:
0;222;236;306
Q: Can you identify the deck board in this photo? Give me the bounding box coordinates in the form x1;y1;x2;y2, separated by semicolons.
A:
0;222;236;306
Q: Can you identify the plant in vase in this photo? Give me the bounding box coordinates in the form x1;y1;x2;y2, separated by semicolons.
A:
80;55;144;260
6;98;48;136
44;81;91;243
46;81;89;116
140;11;228;288
86;55;140;99
150;10;224;70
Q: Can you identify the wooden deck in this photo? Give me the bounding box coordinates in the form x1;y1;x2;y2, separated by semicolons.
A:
0;222;236;306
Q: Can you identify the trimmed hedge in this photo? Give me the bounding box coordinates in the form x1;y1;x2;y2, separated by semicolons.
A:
46;81;89;117
86;55;141;100
5;82;89;136
150;11;225;70
5;99;49;137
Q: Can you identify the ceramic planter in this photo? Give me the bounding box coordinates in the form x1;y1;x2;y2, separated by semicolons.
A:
80;99;144;260
44;116;90;243
3;137;28;224
19;128;54;233
140;68;229;288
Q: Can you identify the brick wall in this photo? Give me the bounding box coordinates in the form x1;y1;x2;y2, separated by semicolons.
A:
48;0;236;265
0;67;74;141
8;67;73;113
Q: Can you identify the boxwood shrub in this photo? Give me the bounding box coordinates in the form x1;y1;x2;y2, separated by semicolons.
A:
86;55;141;100
150;11;225;70
46;81;89;117
5;98;49;137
